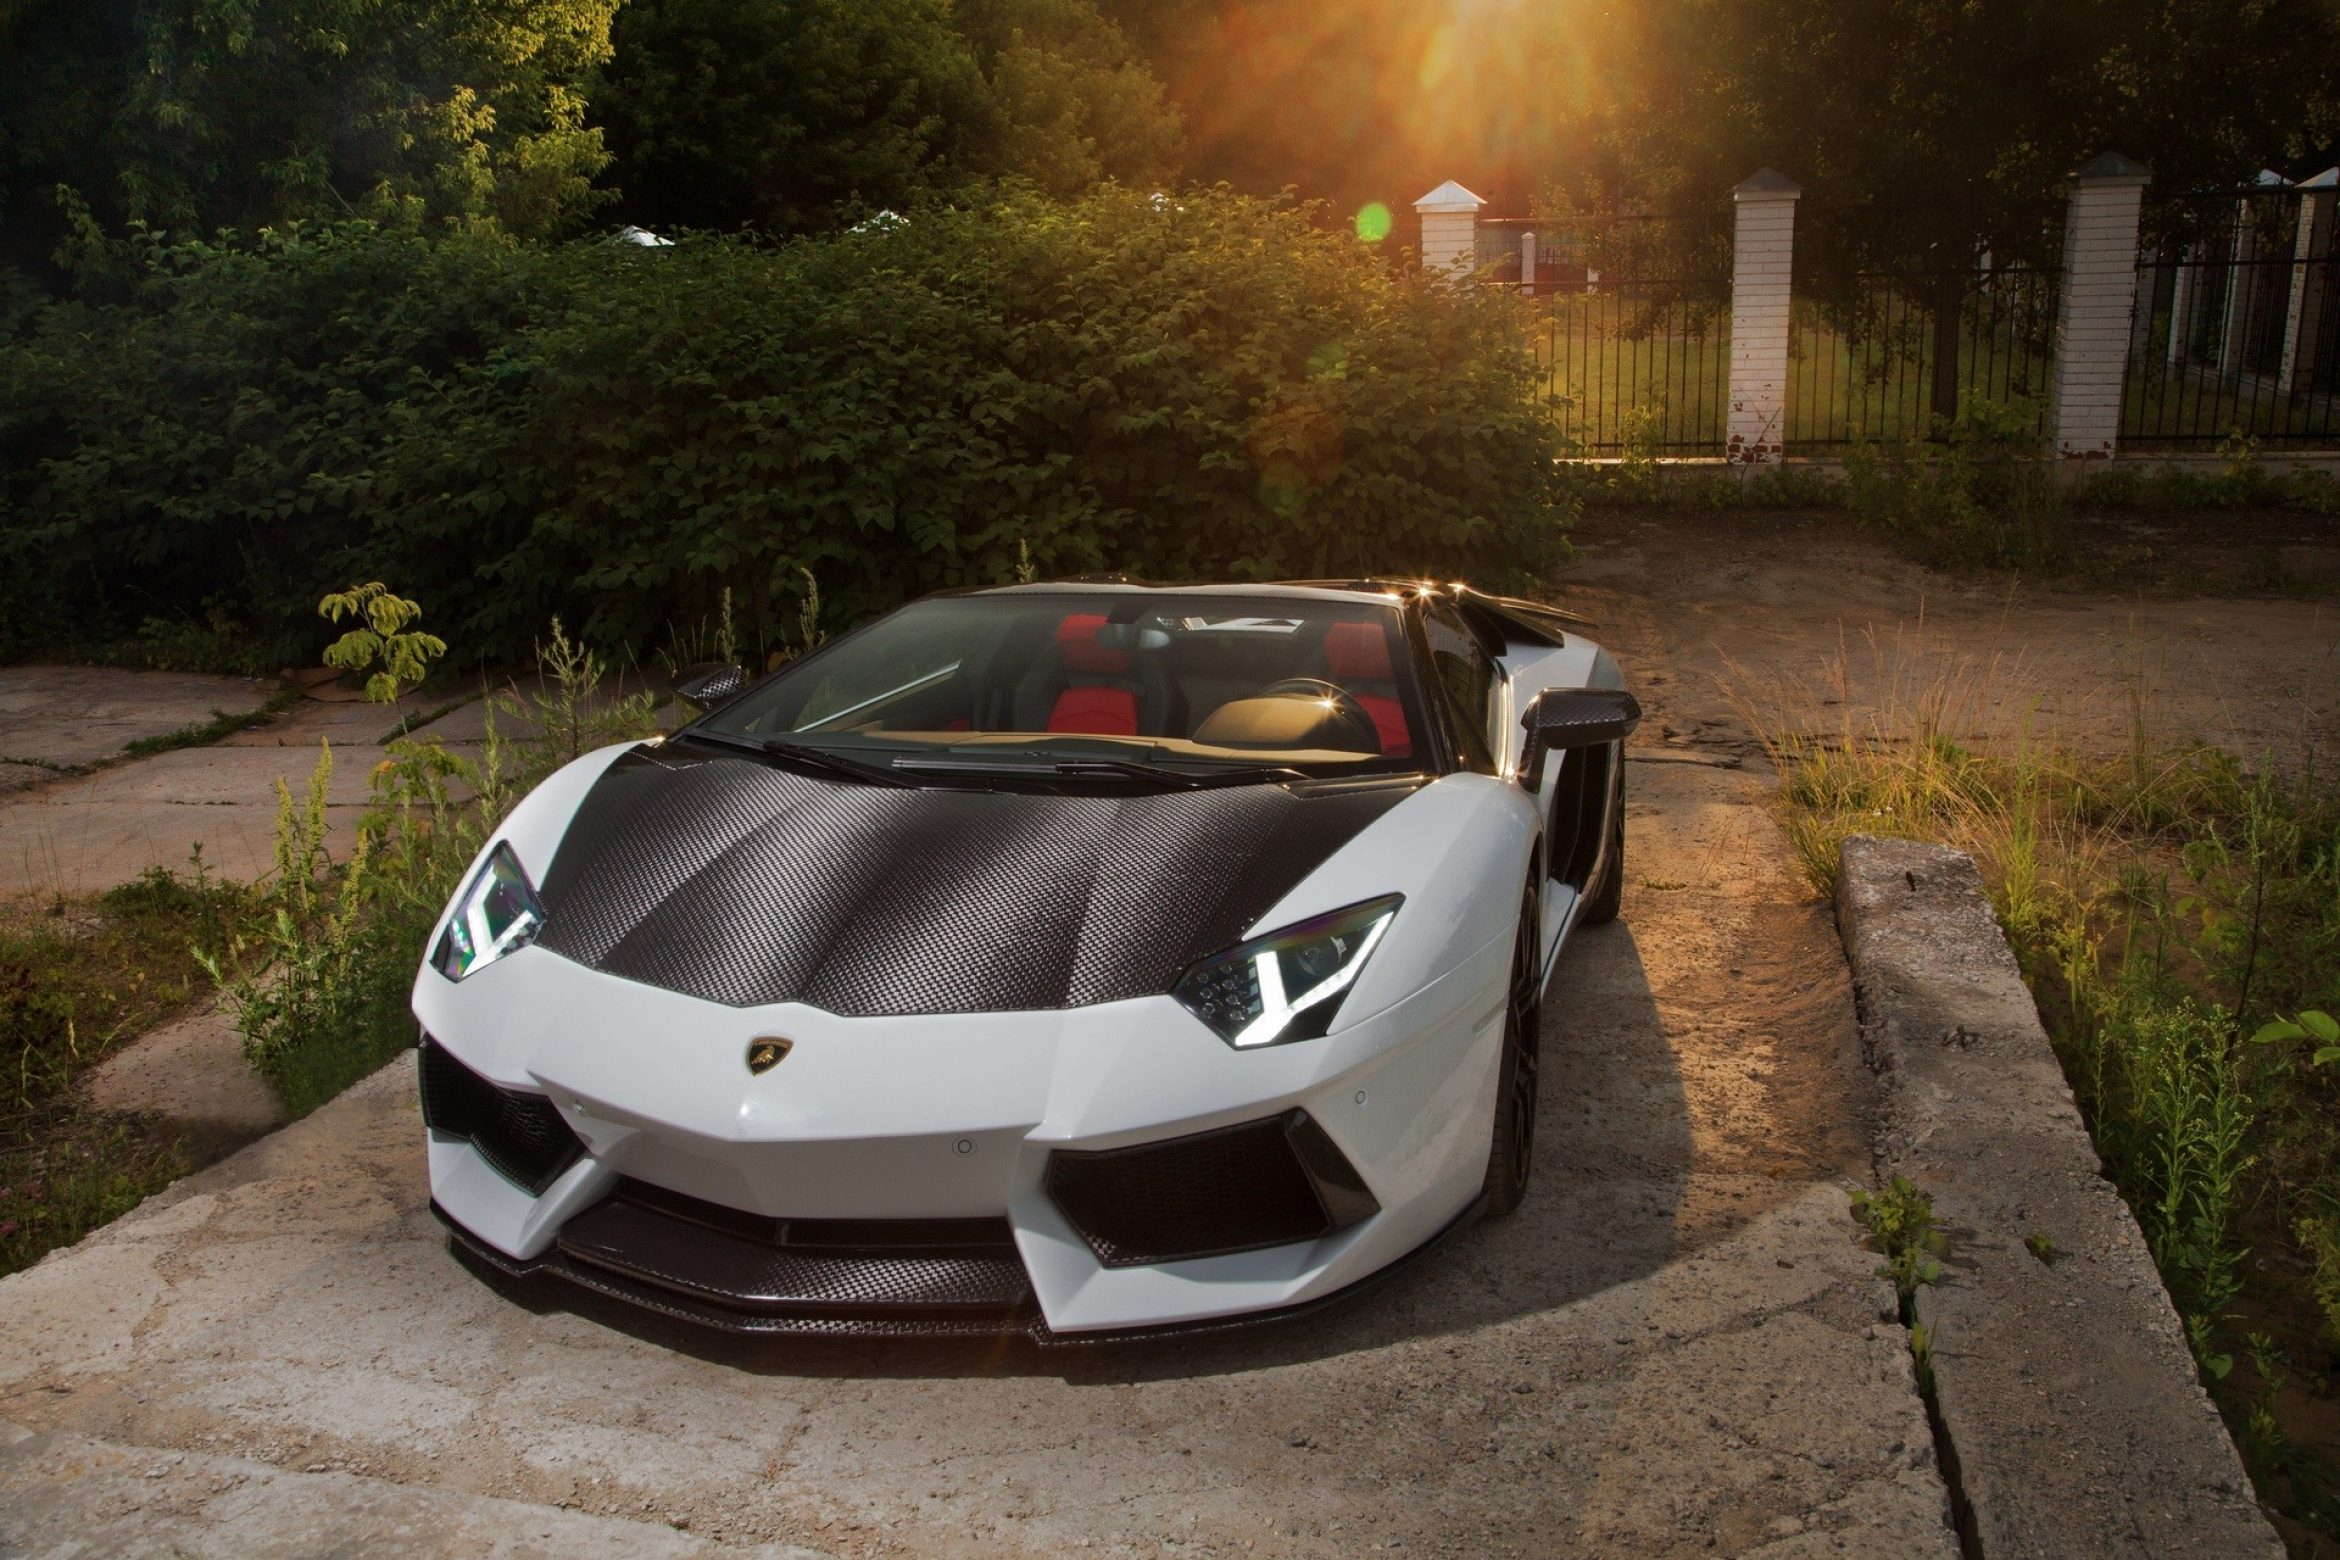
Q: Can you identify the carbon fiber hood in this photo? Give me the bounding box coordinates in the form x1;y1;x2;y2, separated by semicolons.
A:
532;745;1422;1016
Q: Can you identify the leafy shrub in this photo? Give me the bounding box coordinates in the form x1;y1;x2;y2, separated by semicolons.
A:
1843;397;2070;571
1;188;1571;665
2078;431;2340;517
207;621;663;1116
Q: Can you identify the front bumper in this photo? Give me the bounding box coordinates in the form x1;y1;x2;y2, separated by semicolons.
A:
415;930;1509;1337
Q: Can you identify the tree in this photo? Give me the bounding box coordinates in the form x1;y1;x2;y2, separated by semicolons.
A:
590;0;1180;235
590;0;992;235
0;0;619;266
954;0;1181;197
1583;0;2340;271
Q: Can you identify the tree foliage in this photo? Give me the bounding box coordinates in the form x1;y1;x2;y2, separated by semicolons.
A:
589;0;990;235
0;189;1568;664
591;0;1180;234
0;0;619;270
1572;0;2340;268
953;0;1181;197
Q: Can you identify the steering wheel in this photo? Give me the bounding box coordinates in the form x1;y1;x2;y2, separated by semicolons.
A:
1257;677;1383;753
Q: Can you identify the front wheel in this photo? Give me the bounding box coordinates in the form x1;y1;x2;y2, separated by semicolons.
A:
1480;879;1543;1215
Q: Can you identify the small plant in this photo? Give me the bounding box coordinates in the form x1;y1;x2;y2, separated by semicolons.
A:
1908;1318;1937;1396
319;583;448;706
502;617;662;773
199;744;393;1114
1851;1174;1946;1311
2024;1231;2056;1264
2298;1214;2340;1346
787;565;824;666
2251;1010;2340;1068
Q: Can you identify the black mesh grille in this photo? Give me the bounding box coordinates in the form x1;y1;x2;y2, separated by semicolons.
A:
418;1037;585;1195
1045;1110;1378;1267
556;1180;1033;1318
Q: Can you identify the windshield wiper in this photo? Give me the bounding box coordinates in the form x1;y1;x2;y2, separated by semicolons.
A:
888;756;1306;790
759;738;915;787
678;728;916;787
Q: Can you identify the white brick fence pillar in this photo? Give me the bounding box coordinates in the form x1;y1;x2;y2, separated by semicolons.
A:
2280;168;2338;390
2049;153;2151;466
1726;168;1800;463
1415;180;1485;279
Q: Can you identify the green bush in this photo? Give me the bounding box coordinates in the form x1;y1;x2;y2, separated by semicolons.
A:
1843;396;2070;571
1;188;1571;665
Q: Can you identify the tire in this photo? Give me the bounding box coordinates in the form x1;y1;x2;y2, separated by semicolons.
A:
1577;755;1626;926
1481;879;1543;1215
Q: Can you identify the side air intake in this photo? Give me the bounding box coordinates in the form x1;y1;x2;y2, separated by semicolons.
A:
418;1036;585;1195
1045;1109;1378;1267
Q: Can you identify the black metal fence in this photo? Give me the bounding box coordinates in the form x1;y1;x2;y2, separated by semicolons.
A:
1478;214;1731;453
1473;181;2340;456
2123;187;2340;447
1784;263;2061;447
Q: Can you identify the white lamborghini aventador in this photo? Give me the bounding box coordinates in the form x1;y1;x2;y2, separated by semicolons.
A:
417;579;1638;1341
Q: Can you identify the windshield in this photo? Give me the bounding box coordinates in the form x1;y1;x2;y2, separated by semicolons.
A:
692;591;1430;782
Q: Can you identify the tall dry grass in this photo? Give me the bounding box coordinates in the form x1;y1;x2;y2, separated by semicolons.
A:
1729;619;2340;1537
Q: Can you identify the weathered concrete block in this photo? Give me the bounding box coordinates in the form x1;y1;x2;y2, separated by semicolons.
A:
1835;835;2280;1558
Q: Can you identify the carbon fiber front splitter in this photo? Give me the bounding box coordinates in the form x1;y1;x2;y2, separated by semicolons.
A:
432;1194;1475;1348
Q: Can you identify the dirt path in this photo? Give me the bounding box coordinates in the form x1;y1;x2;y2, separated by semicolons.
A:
1567;510;2340;767
0;753;1953;1557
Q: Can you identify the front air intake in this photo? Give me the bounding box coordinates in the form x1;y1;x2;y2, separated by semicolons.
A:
1045;1109;1379;1267
418;1036;585;1195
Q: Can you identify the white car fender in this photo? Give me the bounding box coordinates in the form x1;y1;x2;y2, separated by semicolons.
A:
1245;773;1539;1036
409;739;640;1014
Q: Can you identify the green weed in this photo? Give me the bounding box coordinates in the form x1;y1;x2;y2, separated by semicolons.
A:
206;606;662;1118
1852;1174;1946;1315
1755;639;2340;1539
1843;397;2071;573
0;861;252;1276
122;689;298;758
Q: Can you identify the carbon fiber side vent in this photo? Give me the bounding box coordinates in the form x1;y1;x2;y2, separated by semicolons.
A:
418;1037;584;1195
1044;1110;1379;1267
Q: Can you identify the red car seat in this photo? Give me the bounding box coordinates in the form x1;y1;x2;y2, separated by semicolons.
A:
1322;621;1412;757
1044;614;1142;735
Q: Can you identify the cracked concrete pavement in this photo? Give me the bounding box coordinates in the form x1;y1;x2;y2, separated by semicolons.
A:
4;512;2330;1551
0;749;1957;1556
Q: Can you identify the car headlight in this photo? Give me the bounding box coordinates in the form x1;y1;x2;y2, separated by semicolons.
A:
431;842;546;982
1172;895;1402;1049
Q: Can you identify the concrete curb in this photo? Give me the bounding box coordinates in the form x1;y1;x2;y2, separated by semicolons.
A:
1834;835;2281;1558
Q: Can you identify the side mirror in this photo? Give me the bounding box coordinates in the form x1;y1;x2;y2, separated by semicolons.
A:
671;662;748;711
1519;687;1641;789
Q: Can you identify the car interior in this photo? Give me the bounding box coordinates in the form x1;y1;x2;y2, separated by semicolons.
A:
766;602;1435;762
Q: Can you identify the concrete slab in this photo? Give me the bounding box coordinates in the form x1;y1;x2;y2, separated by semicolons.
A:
84;1006;285;1139
0;762;1958;1557
0;745;376;898
219;691;461;749
60;745;377;808
0;1422;832;1559
1836;835;2282;1557
0;796;360;899
0;666;278;769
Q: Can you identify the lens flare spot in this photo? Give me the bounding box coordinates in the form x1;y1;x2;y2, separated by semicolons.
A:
1354;202;1393;243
